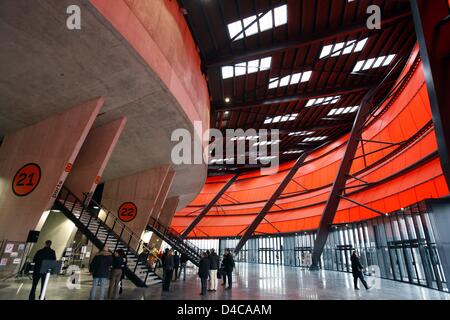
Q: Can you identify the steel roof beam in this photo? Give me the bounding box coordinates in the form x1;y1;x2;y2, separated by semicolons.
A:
205;11;411;68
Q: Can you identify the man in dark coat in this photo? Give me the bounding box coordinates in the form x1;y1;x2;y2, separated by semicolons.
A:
173;251;180;281
162;249;174;291
89;247;113;300
198;252;210;295
29;240;56;300
222;249;235;289
351;251;370;290
208;248;220;291
179;252;188;280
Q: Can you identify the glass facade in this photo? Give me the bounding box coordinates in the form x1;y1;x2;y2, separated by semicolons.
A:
214;202;447;292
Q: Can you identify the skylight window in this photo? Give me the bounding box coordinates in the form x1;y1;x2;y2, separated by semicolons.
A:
288;131;313;136
264;113;298;124
352;54;396;73
253;140;281;147
221;57;272;79
327;106;359;116
209;157;235;164
319;38;368;59
305;96;341;107
227;5;288;41
283;150;304;154
268;71;312;89
303;136;328;142
230;135;259;141
256;155;278;161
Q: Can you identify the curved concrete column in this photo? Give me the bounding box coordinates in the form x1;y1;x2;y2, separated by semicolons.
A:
0;97;104;241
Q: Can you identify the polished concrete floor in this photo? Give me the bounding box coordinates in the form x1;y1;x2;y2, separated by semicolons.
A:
0;263;449;300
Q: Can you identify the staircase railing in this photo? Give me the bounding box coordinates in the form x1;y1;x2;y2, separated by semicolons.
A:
147;216;202;264
57;187;155;262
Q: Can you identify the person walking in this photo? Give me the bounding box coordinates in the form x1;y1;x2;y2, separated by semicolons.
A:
29;240;56;300
208;248;219;292
220;254;227;286
351;251;370;290
222;249;235;289
161;248;169;279
108;249;125;299
173;251;180;281
119;250;128;295
162;249;174;292
198;252;210;295
89;247;113;300
179;252;188;280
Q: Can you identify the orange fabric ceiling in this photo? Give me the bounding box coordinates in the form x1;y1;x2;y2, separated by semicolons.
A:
172;46;449;238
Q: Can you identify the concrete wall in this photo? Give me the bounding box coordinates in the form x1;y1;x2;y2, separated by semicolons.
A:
29;210;77;259
149;196;179;249
64;117;126;201
0;97;103;242
101;166;171;242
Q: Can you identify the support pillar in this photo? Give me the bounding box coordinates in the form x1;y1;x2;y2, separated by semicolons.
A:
235;154;308;253
64;117;127;201
181;174;239;238
410;0;450;188
149;196;179;250
101;166;170;240
0;97;104;241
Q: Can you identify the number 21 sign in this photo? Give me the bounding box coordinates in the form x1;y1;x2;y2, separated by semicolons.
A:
12;163;41;197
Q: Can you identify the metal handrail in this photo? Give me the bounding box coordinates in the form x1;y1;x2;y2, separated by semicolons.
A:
59;186;201;266
147;216;202;259
57;187;155;262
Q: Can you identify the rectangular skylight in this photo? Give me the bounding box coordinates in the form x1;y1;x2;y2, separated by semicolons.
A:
303;136;328;142
319;38;368;59
305;95;341;107
209;157;235;164
268;71;312;89
264;113;298;124
230;135;259;141
288;131;313;136
227;4;288;41
256;155;278;161
352;54;396;73
221;57;272;79
327;106;359;116
253;140;281;146
283;150;304;154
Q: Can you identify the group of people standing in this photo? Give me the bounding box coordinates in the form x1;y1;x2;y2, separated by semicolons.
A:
89;246;127;300
160;248;189;291
198;249;235;295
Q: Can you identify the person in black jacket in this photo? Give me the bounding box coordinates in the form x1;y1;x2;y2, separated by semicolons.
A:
351;251;370;290
29;240;56;300
179;252;189;281
162;249;174;291
173;251;180;281
208;248;220;291
222;249;235;289
198;252;210;295
108;249;125;299
89;247;113;300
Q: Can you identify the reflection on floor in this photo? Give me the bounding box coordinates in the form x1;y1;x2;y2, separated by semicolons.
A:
0;263;449;300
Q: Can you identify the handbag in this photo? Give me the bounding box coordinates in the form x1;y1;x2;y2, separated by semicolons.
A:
217;268;223;278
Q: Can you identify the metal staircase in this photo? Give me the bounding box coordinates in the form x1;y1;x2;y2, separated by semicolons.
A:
147;216;202;266
54;186;162;288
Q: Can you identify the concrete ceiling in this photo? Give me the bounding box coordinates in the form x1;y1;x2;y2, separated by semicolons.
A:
0;0;207;209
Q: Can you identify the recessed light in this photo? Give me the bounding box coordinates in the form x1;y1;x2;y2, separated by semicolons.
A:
225;97;230;103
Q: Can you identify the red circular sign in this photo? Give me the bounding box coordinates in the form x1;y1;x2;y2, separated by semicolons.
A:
118;202;137;222
12;163;42;197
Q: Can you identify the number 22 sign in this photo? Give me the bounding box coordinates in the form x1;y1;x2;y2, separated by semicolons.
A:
12;163;41;197
118;202;137;222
